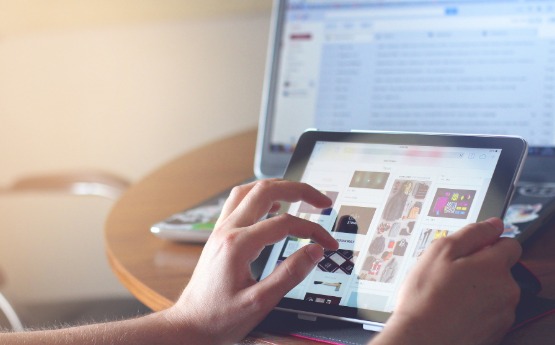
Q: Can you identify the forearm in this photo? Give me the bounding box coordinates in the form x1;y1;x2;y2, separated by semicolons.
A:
0;310;204;345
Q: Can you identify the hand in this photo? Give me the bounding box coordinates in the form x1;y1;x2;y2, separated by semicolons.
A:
372;218;522;345
164;179;339;344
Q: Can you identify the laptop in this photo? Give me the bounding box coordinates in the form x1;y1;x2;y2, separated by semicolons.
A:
152;0;555;242
254;0;555;241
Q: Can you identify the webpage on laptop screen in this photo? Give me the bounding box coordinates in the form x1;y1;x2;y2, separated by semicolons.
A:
270;0;555;152
260;141;501;314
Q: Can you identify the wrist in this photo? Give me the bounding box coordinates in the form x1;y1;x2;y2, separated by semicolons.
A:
159;305;215;345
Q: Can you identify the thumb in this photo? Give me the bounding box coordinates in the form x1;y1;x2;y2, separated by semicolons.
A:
253;243;324;309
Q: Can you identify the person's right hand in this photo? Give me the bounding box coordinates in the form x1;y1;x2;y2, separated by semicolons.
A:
163;179;338;345
372;218;522;345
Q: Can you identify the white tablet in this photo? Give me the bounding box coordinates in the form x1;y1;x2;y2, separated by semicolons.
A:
253;130;528;330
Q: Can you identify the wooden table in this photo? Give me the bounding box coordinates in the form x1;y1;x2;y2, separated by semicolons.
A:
105;128;555;344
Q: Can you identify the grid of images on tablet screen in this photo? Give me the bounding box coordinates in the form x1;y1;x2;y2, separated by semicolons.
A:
272;170;479;308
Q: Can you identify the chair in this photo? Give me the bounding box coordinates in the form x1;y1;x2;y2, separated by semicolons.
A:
1;171;129;199
0;171;130;331
0;269;23;331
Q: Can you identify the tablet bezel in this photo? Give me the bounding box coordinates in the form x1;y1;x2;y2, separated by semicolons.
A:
253;130;528;326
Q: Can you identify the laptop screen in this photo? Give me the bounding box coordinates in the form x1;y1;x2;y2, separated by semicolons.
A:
255;0;555;178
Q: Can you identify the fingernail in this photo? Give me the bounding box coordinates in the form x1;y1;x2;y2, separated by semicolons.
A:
306;244;324;264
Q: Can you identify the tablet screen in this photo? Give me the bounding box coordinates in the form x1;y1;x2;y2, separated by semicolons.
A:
258;135;516;325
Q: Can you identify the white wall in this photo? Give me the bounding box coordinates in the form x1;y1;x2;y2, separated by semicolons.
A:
0;195;128;304
0;11;270;305
0;13;270;184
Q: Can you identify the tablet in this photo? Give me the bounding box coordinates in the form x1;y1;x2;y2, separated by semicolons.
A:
254;130;528;331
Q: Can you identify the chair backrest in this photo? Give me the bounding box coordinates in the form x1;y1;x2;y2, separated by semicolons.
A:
0;290;23;331
1;171;130;200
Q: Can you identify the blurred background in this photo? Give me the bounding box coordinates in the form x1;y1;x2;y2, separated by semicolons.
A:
0;0;271;328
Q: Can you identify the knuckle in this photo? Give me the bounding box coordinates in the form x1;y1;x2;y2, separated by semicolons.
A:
430;236;457;256
508;239;523;257
282;257;304;282
215;230;242;252
229;185;247;199
252;179;274;193
274;213;295;224
264;213;296;238
299;182;312;189
244;289;266;313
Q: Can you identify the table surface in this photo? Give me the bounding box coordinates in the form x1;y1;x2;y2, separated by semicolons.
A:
105;128;555;345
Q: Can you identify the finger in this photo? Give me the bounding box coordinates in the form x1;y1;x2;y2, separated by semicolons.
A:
470;237;522;269
439;218;504;260
215;179;281;228
498;238;522;268
238;214;338;260
250;243;325;308
228;180;332;228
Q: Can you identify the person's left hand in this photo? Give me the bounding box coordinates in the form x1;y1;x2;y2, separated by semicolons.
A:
164;179;339;344
371;218;521;345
